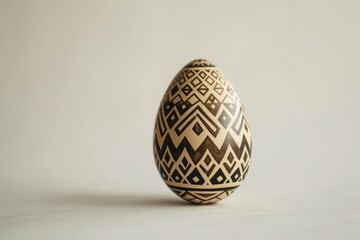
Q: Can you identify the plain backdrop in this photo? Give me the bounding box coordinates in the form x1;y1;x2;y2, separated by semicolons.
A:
0;0;359;239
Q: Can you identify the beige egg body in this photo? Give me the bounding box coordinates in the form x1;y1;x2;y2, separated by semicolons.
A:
153;59;252;204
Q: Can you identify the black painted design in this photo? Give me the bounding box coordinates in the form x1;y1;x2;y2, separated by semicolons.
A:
153;59;252;204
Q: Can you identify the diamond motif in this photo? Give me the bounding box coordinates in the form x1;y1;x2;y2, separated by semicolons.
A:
178;72;186;85
181;84;192;96
204;155;212;166
171;85;179;95
227;152;234;163
162;98;175;116
192;122;203;136
187;168;205;185
185;70;195;79
223;95;237;115
205;94;220;116
214;83;224;95
171;169;183;182
199;71;206;78
166;111;179;128
205;76;215;85
176;100;191;116
244;152;248;162
165;152;171;163
211;70;219;78
231;168;241;182
227;85;233;95
218;110;231;128
191;77;201;87
182;157;189;167
197;84;209;96
159;165;168;180
210;169;226;184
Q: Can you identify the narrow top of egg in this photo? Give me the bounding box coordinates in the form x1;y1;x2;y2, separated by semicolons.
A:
184;59;216;68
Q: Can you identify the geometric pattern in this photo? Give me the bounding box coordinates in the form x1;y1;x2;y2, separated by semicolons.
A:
153;59;252;204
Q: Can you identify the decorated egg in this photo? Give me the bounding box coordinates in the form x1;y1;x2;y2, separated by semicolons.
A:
153;59;252;204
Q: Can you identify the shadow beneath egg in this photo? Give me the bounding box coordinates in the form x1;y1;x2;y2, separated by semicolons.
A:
0;192;192;220
51;192;191;208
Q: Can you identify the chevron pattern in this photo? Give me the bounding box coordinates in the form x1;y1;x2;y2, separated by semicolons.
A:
153;59;252;204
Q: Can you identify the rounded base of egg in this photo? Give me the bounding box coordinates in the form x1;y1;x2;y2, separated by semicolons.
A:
153;59;252;204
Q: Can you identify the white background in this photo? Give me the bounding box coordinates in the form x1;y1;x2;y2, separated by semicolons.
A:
0;0;359;239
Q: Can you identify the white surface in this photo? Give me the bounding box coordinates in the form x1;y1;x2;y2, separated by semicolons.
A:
0;189;358;239
0;0;359;239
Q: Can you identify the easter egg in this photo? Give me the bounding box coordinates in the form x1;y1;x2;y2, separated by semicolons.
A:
153;59;252;204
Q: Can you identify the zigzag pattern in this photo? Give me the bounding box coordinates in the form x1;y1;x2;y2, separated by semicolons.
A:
154;132;251;164
153;59;252;204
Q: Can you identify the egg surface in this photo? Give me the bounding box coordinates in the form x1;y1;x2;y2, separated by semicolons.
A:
153;59;252;204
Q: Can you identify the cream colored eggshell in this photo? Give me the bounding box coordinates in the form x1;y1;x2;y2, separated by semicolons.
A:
153;59;252;204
